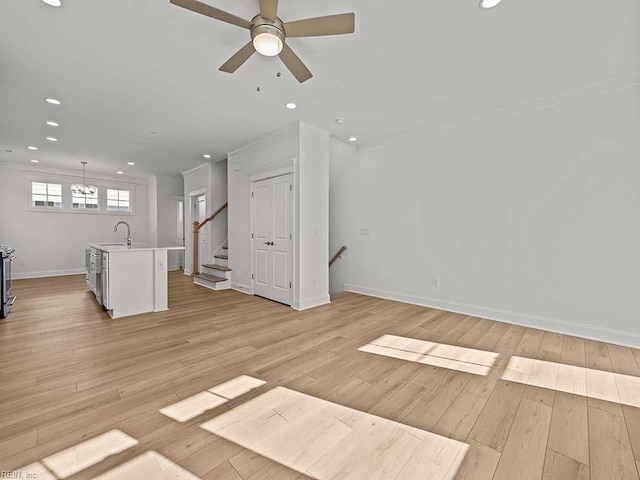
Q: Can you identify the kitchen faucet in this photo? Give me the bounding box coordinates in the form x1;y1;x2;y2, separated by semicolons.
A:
114;221;132;247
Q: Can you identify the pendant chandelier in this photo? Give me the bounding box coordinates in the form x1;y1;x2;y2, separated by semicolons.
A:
71;161;97;195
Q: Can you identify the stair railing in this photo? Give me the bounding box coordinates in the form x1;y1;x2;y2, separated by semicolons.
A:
193;202;228;275
329;245;347;267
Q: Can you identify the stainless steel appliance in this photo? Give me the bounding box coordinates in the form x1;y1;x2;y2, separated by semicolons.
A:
85;248;108;308
86;248;100;297
1;246;16;318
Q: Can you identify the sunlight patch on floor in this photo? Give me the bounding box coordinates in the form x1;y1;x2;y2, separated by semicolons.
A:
17;430;138;479
359;334;499;376
92;451;199;480
200;386;468;480
503;356;640;407
160;375;266;422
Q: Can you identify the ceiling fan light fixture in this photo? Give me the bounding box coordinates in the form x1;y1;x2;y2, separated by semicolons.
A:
480;0;503;9
251;22;284;57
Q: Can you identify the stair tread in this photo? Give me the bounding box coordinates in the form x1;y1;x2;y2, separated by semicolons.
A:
201;264;231;272
214;254;228;260
222;246;228;250
193;273;227;283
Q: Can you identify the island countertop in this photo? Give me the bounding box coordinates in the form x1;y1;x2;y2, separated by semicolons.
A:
88;243;185;253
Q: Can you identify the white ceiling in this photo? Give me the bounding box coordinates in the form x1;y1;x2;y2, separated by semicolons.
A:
0;0;638;176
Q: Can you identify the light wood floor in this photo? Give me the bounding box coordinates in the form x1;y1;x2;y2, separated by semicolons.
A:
2;272;640;479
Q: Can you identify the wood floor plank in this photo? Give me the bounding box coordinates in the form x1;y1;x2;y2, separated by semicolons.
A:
453;439;501;480
588;407;639;480
543;449;590;480
493;398;552;480
3;272;640;479
548;391;590;465
467;380;525;453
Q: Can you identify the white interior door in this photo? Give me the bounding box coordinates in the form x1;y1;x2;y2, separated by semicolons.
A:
252;173;293;305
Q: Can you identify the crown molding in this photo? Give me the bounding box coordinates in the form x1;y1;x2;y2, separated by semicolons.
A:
0;160;145;184
358;70;640;156
227;122;300;158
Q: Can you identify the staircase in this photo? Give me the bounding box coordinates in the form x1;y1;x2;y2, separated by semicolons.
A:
193;245;230;291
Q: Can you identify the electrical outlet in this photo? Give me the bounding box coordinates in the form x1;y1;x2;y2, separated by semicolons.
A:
20;259;24;266
432;277;440;287
360;228;372;236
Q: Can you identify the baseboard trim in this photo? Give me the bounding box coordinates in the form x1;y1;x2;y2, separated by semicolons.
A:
231;282;252;295
292;294;331;311
343;283;640;349
14;269;85;280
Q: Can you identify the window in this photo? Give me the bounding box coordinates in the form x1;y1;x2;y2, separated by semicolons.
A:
107;189;131;211
32;182;62;208
72;188;99;209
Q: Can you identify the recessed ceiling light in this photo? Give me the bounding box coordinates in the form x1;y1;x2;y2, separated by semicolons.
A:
41;0;62;6
31;159;40;163
203;154;211;159
286;103;297;110
117;171;124;175
480;0;503;9
27;146;38;151
46;121;59;127
349;137;357;142
45;98;61;105
127;162;135;166
46;137;58;142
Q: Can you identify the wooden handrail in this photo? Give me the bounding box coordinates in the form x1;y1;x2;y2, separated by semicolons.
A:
329;246;347;267
193;202;228;275
198;202;228;231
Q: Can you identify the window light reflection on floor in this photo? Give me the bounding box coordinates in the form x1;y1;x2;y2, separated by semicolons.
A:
503;356;640;407
358;334;499;376
200;386;469;480
17;430;138;480
92;451;199;480
159;375;266;423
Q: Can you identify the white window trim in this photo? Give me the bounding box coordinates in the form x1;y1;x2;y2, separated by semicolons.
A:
24;171;138;215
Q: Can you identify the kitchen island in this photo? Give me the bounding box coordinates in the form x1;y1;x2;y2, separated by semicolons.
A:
87;243;185;319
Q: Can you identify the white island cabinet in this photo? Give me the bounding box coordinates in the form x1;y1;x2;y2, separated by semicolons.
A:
88;243;185;319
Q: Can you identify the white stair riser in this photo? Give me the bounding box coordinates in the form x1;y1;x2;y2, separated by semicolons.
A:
193;276;230;291
214;257;229;267
201;266;231;279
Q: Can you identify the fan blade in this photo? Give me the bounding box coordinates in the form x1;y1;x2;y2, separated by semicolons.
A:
170;0;251;29
219;41;256;73
260;0;278;20
279;43;313;83
284;13;355;37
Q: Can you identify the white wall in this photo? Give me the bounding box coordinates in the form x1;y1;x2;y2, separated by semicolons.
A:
330;85;640;347
329;138;357;295
228;123;300;295
0;163;150;278
227;122;330;309
156;174;184;270
299;123;330;307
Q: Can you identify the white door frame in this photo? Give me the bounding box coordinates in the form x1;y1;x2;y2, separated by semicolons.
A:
249;159;297;302
185;187;207;275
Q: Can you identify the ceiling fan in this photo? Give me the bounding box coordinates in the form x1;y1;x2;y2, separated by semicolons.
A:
170;0;356;83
